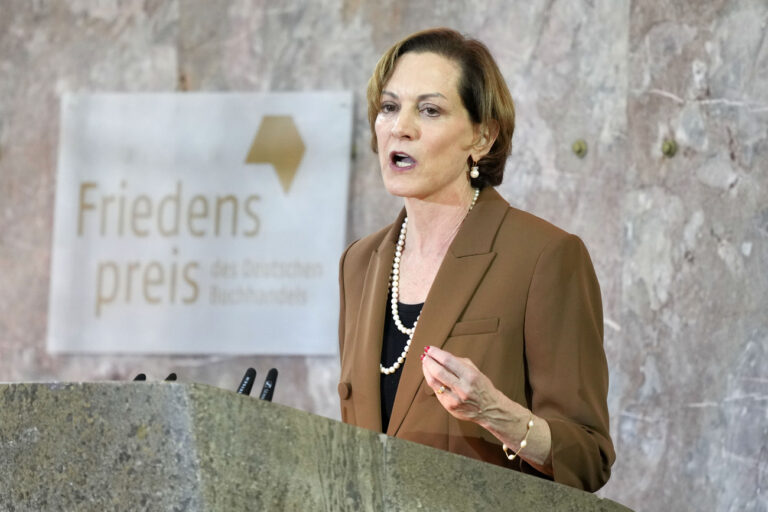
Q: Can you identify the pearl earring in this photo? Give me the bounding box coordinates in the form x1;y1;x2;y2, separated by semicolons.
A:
469;162;480;179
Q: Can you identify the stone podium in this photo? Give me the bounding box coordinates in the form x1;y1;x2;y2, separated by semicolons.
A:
0;383;631;511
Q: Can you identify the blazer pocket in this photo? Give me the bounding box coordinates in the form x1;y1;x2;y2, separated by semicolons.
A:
449;317;499;337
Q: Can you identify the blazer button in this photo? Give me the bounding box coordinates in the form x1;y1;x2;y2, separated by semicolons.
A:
337;381;351;400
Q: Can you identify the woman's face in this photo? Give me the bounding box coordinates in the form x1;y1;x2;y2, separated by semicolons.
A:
375;52;479;203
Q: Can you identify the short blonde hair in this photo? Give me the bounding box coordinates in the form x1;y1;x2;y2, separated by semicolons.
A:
367;28;515;187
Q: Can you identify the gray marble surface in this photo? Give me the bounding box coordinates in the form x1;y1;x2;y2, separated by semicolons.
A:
0;382;632;511
614;2;768;510
0;1;765;510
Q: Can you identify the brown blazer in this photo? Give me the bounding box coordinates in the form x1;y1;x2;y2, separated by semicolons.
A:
338;187;615;492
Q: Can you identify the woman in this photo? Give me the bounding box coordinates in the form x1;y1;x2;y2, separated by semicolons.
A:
338;28;615;492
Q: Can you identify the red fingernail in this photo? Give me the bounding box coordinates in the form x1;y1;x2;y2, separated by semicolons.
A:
420;354;425;361
424;346;430;352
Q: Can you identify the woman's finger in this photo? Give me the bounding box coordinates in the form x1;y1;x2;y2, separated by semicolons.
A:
421;356;443;388
423;345;476;380
422;354;461;389
421;355;460;401
421;354;454;395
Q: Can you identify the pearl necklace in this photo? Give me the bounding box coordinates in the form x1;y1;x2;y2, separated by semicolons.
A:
380;188;480;375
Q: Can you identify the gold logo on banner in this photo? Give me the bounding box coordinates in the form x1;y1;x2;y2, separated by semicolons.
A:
245;116;306;193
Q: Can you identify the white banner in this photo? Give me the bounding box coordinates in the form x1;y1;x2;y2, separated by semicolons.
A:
47;92;352;354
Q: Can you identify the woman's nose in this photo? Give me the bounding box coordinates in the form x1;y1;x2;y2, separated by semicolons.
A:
391;110;418;139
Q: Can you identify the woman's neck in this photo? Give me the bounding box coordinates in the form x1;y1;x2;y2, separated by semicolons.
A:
402;185;476;257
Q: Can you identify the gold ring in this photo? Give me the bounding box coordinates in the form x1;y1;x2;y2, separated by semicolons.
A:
437;385;446;395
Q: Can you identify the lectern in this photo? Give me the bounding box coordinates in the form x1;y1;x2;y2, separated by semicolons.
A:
0;383;631;510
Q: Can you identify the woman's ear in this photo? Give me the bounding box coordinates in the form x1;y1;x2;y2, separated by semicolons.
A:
472;120;499;160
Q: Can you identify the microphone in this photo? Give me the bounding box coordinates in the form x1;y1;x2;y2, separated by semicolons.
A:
259;368;278;401
237;368;257;395
165;373;177;381
133;373;147;381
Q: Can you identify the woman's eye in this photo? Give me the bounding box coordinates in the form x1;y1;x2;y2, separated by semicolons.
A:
380;103;397;113
420;106;440;117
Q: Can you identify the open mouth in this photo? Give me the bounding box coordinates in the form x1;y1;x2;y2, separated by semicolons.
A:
390;152;416;168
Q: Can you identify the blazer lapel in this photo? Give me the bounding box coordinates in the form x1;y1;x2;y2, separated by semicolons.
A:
349;209;405;432
386;188;509;436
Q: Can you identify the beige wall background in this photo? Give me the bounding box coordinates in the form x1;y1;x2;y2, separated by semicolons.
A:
1;1;766;510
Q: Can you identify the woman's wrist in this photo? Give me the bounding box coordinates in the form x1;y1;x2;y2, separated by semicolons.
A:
476;390;553;472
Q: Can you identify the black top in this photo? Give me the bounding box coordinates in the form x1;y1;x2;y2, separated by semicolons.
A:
380;290;424;433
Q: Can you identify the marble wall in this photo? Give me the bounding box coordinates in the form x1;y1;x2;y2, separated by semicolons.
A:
0;1;765;510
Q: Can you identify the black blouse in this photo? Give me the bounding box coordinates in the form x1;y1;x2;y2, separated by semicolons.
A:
380;290;424;433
